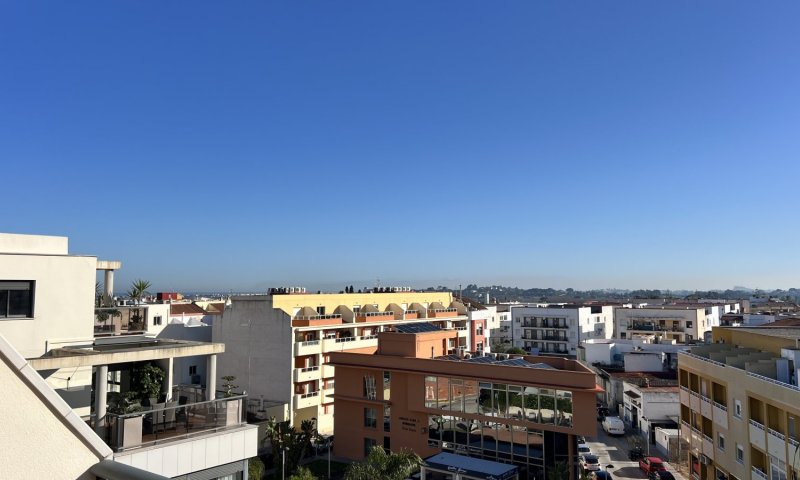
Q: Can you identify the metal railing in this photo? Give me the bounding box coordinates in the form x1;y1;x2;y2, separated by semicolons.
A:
299;340;320;346
359;311;394;317
749;419;765;431
300;391;319;399
300;366;319;373
752;467;767;480
679;351;727;367
295;314;342;321
746;371;800;392
768;428;785;440
334;336;356;343
105;394;246;452
713;401;728;411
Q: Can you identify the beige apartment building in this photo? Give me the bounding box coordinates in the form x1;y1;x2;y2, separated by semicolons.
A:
214;288;476;433
678;327;800;480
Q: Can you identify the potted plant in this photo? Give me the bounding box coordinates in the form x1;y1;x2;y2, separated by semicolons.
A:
107;392;144;449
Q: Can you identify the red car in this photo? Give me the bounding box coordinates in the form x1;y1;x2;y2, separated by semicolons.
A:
639;457;666;475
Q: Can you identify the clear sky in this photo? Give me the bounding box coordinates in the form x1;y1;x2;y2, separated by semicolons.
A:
2;2;799;293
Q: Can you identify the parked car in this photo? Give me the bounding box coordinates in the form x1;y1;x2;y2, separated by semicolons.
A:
628;446;644;461
578;443;592;455
597;407;610;420
649;471;675;480
639;457;666;475
591;471;613;480
580;454;601;472
602;416;625;435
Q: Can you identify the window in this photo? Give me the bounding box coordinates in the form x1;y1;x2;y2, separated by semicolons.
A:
364;438;377;457
363;375;377;400
734;400;742;419
736;444;744;464
189;365;197;376
686;321;693;329
383;371;391;401
718;433;725;451
383;436;391;451
364;408;377;428
316;306;326;315
153;315;162;326
0;281;34;318
476;325;483;335
384;405;391;432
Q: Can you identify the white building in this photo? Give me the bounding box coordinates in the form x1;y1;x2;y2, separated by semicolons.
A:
621;380;680;444
0;232;257;479
615;305;722;343
510;304;615;356
580;338;689;371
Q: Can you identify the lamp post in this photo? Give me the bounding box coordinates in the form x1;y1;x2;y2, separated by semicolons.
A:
281;446;289;480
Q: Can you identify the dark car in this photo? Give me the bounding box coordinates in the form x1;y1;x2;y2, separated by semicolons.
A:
591;472;613;480
639;457;666;475
649;471;675;480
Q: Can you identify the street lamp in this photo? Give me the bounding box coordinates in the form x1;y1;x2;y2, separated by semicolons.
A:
281;446;289;480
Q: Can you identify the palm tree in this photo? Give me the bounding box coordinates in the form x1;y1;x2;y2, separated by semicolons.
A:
264;417;319;478
344;446;422;480
127;279;152;304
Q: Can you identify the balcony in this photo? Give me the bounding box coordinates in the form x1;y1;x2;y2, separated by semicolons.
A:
322;335;378;352
428;308;458;319
767;428;787;461
294;366;320;383
752;467;768;480
700;396;713;419
295;340;321;356
749;419;767;451
702;434;715;459
294;391;320;410
292;314;343;327
690;392;701;411
541;335;568;342
105;395;247;452
680;386;690;406
404;310;419;319
355;312;395;323
713;401;728;430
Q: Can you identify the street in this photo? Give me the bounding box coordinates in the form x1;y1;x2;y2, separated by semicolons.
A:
584;426;687;480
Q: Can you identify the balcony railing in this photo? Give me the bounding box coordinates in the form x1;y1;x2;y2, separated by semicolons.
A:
752;467;768;480
679;351;727;368
746;371;800;393
105;395;246;452
296;314;342;321
750;419;766;431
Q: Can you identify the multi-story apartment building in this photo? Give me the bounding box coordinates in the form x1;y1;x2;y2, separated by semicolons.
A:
329;322;600;480
0;232;257;479
511;305;615;356
616;306;719;343
678;326;800;480
214;289;474;433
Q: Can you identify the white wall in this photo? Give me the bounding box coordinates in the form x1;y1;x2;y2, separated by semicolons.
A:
624;353;664;372
0;251;96;358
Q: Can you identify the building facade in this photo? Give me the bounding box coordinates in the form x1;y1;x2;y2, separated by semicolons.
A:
511;305;615;356
678;327;800;480
330;324;601;480
213;289;475;433
616;306;717;343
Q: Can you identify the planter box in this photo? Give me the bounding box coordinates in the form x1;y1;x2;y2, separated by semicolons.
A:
112;414;144;449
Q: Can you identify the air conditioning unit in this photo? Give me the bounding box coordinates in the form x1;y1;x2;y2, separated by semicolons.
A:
700;455;711;465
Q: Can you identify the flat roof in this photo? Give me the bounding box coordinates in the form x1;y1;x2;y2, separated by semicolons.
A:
718;326;800;340
28;337;224;369
436;354;558;370
424;452;518;480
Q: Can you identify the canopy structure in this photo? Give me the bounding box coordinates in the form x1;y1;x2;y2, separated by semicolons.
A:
422;452;519;480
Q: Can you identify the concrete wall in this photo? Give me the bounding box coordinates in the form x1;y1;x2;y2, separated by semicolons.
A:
157;323;213;386
213;296;293;407
0;232;68;255
0;251;96;358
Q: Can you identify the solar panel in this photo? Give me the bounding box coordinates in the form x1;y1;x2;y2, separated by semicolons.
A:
394;322;442;334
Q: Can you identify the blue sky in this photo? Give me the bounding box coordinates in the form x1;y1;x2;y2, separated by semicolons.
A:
2;2;799;292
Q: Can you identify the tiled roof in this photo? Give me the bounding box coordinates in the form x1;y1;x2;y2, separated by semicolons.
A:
763;317;800;327
170;303;207;316
205;302;226;314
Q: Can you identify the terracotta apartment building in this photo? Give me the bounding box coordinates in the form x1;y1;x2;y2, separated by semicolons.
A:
330;322;601;480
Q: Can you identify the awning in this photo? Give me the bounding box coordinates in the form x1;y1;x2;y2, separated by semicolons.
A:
423;452;518;480
624;390;641;399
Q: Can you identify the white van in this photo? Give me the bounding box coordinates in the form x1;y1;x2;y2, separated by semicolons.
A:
602;416;625;435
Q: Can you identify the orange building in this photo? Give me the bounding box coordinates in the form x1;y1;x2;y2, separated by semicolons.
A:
330;323;602;480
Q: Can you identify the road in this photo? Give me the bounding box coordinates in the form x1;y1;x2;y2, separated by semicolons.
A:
584;425;687;480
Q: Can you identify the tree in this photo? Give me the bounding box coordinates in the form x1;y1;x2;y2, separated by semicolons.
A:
506;347;527;355
264;417;319;478
344;446;422;480
248;456;265;480
131;362;165;402
547;461;569;480
289;467;317;480
127;279;152;304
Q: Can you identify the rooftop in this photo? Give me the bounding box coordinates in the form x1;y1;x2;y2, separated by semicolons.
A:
435;353;558;370
170;303;208;316
424;452;518;480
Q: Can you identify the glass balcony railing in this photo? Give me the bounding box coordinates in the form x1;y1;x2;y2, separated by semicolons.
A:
104;395;246;452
